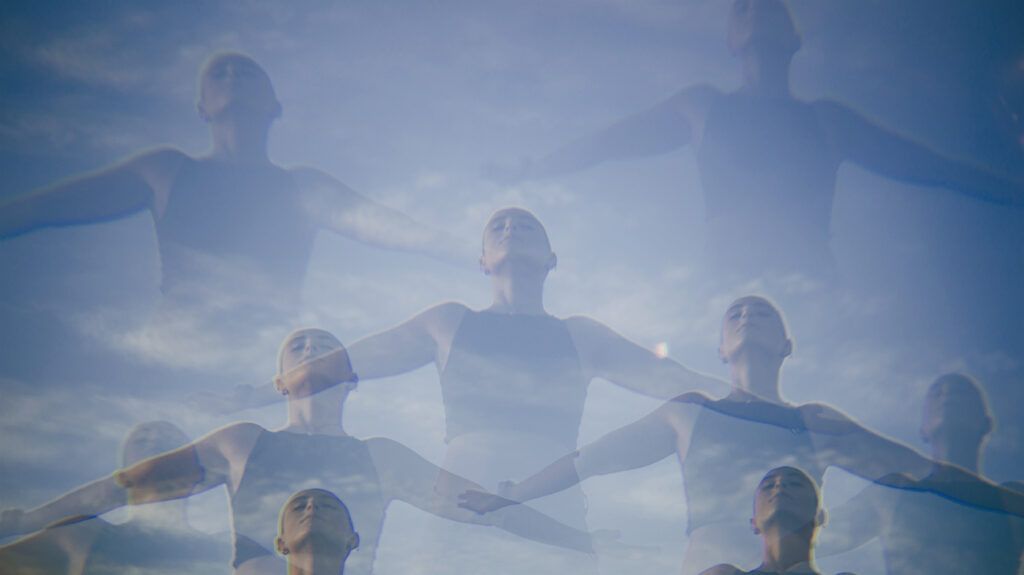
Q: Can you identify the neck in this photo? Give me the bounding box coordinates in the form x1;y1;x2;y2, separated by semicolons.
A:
488;265;548;316
285;384;348;436
208;117;272;165
287;548;347;575
758;524;816;573
929;435;984;473
728;350;784;402
739;49;793;98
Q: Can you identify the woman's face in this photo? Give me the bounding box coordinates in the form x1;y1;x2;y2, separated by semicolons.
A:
480;208;554;274
198;53;280;123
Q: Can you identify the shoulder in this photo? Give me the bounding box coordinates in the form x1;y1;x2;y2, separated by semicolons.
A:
128;147;190;173
697;563;744;575
419;301;470;331
365;436;428;470
563;314;613;337
205;422;264;452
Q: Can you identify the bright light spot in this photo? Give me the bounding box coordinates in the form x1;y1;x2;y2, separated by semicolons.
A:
654;342;669;358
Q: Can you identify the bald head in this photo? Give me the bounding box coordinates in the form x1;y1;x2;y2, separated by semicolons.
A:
727;0;801;58
197;52;281;123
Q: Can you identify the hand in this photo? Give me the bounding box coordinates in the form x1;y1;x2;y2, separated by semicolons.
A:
0;508;25;537
457;489;517;515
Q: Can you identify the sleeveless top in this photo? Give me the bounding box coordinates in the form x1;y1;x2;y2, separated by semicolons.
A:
230;430;387;575
681;402;826;533
439;310;587;450
155;159;316;303
879;483;1021;575
696;92;840;278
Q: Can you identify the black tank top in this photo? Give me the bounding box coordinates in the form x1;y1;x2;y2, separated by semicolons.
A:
882;485;1021;575
439;310;587;449
681;401;826;533
155;159;315;302
230;430;386;575
696;93;840;278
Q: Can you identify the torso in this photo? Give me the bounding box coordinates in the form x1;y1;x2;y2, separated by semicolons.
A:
679;396;827;533
155;157;316;303
694;91;842;279
872;482;1023;575
229;429;387;575
439;309;588;450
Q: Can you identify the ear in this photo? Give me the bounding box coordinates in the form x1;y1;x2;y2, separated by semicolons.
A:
718;344;728;364
351;532;360;550
749;517;759;535
275;536;288;556
274;375;287;396
546;252;558;272
815;507;827;527
271;99;283;120
197;101;210;123
479;256;490;276
981;414;994;436
780;338;793;359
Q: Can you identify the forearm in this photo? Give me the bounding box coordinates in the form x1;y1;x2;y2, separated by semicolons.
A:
911;464;1024;518
492;504;593;553
18;476;126;535
1;170;151;239
114;445;206;504
506;453;584;504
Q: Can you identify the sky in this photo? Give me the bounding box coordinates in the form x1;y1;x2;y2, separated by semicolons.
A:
0;1;1022;574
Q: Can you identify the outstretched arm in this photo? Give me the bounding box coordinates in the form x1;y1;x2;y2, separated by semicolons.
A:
0;148;185;239
0;422;248;537
814;485;884;557
346;301;464;380
462;403;683;514
293;168;475;265
498;86;714;182
566;315;728;399
368;438;593;553
818;100;1023;205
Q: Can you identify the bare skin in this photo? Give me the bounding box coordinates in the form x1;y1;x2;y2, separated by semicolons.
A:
0;53;469;283
276;489;360;575
0;330;594;575
700;467;830;575
458;296;1024;574
498;0;1021;279
815;374;1024;575
346;207;725;398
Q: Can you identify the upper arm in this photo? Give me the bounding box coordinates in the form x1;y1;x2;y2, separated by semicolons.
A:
566;315;726;399
574;403;683;480
816;486;885;556
816;100;972;187
2;148;184;237
347;302;465;380
698;564;743;575
530;85;716;178
809;408;932;482
370;437;475;518
116;422;255;503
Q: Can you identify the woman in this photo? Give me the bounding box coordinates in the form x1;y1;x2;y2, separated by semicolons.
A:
0;329;593;575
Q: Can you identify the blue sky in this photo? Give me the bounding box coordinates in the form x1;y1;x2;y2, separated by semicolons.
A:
1;2;1022;574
